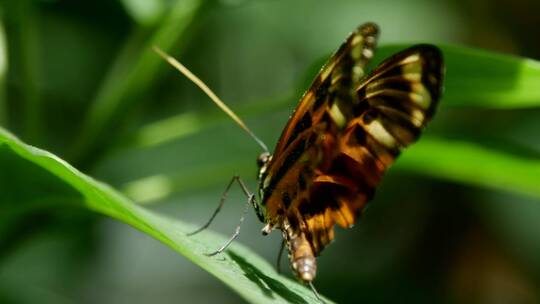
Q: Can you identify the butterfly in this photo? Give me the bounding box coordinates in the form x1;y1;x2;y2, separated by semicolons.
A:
155;21;444;302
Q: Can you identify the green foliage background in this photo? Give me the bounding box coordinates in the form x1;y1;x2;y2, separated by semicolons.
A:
1;0;540;303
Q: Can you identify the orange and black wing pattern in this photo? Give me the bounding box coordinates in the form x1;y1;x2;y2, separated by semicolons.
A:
258;23;444;256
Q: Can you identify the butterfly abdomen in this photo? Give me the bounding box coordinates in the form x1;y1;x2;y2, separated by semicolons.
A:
282;218;317;282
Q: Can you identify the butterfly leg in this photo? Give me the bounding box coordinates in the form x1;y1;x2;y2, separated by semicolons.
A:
276;239;285;274
205;195;252;256
187;175;251;236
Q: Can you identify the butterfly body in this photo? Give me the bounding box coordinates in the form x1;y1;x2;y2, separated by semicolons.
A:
255;23;444;282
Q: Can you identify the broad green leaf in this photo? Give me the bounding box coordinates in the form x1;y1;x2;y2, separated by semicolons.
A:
398;137;540;199
0;127;331;304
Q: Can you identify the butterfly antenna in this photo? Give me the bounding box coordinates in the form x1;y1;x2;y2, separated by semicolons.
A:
153;46;269;153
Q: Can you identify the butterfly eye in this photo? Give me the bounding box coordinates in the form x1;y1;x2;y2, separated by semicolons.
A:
257;152;271;168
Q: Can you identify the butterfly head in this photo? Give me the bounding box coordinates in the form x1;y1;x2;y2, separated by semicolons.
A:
256;151;272;184
254;152;272;222
257;151;271;170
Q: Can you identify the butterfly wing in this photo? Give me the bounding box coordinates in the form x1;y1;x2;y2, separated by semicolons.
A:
299;44;444;254
258;23;379;220
271;23;380;158
259;24;444;256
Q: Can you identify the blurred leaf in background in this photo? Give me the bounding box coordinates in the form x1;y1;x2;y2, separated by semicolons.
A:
0;0;540;303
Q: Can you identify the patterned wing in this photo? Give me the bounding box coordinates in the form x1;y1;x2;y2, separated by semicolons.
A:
295;44;444;254
271;23;380;158
258;22;379;228
258;21;444;257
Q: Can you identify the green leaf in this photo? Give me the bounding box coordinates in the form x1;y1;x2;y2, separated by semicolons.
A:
397;137;540;199
0;127;329;304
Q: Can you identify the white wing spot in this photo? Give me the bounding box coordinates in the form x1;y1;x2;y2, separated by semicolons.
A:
362;48;373;59
400;54;420;65
351;44;362;60
329;103;347;128
352;65;365;83
411;109;425;127
351;35;362;46
320;61;337;80
403;73;421;82
365;119;396;148
411;83;431;109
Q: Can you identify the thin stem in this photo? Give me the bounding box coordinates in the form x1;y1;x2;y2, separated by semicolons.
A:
4;0;40;140
0;16;8;126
